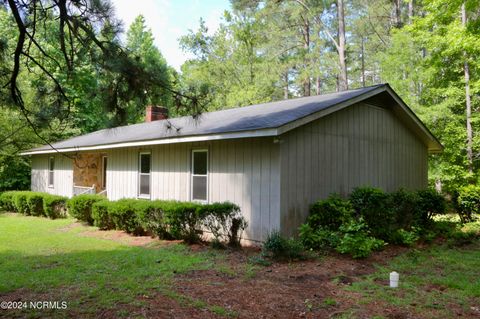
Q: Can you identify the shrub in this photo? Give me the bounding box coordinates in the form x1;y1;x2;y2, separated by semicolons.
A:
163;201;203;243
447;229;478;247
26;192;45;216
391;228;420;246
335;219;385;258
350;187;393;240
456;185;480;223
262;231;305;261
298;224;340;250
12;191;30;215
135;200;169;238
108;199;145;235
389;189;421;231
416;189;446;225
308;194;354;231
92;200;114;230
67;194;105;224
200;202;247;247
43;194;67;219
0;191;17;211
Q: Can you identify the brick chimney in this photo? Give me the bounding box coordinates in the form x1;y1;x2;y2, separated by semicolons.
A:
145;106;168;122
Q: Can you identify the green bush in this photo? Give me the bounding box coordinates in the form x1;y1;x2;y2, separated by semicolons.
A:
390;189;422;231
92;200;114;230
200;202;247;247
26;192;45;216
416;189;446;225
298;224;340;250
0;191;17;211
12;191;30;215
262;231;305;261
163;201;203;243
308;194;354;231
43;194;67;219
135;200;169;238
391;228;420;246
67;194;105;224
350;187;394;240
456;185;480;223
108;199;145;235
335;219;385;258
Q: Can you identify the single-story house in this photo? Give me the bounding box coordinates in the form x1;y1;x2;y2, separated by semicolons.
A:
21;84;442;242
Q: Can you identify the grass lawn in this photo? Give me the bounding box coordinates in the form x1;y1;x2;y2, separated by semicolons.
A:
0;213;217;318
0;212;479;318
348;241;480;318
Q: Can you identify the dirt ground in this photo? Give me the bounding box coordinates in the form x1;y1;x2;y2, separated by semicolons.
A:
118;244;423;319
2;225;478;319
138;244;479;319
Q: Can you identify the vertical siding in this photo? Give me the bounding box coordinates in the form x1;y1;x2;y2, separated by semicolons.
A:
279;102;429;237
106;138;280;242
31;154;73;197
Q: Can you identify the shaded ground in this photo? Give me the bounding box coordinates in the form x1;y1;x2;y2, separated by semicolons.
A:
168;246;415;319
1;214;479;319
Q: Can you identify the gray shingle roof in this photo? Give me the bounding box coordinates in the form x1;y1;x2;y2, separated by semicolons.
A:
23;84;441;154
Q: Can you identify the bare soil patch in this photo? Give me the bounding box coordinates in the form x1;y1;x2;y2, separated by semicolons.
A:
167;246;403;319
79;229;159;247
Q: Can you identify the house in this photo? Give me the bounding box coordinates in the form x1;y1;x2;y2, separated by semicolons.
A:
21;84;443;242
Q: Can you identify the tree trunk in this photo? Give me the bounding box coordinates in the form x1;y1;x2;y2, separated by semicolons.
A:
408;0;414;23
337;0;348;91
462;3;474;175
302;17;311;96
361;37;366;87
316;76;322;95
435;179;442;193
393;0;402;27
284;72;289;100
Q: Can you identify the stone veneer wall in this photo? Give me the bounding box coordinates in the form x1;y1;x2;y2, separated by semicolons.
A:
73;153;105;193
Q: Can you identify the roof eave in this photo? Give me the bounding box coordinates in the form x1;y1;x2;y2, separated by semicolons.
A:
20;128;279;155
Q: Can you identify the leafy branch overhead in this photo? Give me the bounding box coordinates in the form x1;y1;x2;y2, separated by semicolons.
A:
1;0;208;133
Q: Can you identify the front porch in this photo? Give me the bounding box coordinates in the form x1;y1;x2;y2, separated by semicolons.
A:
73;152;107;196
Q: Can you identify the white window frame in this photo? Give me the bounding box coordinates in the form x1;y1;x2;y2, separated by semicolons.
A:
191;149;208;203
101;156;107;189
48;156;55;188
138;152;151;199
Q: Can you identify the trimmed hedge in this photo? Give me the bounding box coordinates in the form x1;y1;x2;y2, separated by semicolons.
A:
108;199;144;235
0;191;17;211
163;201;205;243
12;191;30;215
2;190;247;245
43;194;68;219
0;191;67;219
135;200;169;239
67;194;106;225
92;200;114;230
26;192;45;216
199;202;246;247
90;198;247;244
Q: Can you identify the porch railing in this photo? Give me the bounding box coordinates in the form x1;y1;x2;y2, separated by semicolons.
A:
73;184;96;196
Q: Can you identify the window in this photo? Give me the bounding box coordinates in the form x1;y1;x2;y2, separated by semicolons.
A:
191;150;208;201
138;152;151;197
102;156;107;189
48;157;55;187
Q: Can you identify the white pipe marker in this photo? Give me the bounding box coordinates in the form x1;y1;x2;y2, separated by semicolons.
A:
390;271;399;288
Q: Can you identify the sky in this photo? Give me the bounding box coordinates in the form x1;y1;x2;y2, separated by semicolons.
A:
111;0;231;71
